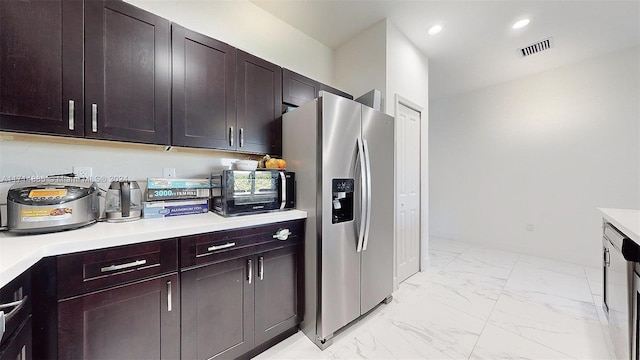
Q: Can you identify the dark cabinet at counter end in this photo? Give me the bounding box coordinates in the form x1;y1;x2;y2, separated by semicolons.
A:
282;68;352;108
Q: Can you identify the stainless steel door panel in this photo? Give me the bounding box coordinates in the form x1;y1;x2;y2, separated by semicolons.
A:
360;106;394;314
282;100;320;340
318;93;362;338
604;224;633;360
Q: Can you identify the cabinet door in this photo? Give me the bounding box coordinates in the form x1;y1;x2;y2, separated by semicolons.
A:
282;68;353;108
172;24;236;150
181;257;254;359
0;316;31;360
0;0;83;136
84;0;170;145
320;83;353;101
254;244;302;346
236;50;282;155
58;274;179;360
282;68;321;107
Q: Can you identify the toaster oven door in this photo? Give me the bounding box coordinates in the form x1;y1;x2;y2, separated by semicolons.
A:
223;171;279;215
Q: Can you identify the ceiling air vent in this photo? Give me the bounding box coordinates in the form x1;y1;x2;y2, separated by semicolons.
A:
519;37;554;58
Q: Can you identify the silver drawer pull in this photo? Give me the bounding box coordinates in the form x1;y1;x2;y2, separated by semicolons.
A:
273;229;292;240
91;103;98;132
208;242;236;252
101;259;147;273
68;100;75;130
229;126;234;147
167;281;172;312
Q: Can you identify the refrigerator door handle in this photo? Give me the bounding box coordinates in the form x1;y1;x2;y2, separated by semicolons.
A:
356;137;367;253
362;139;372;251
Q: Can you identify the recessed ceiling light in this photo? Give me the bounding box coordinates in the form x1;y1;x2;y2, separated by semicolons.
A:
512;18;530;29
428;24;443;35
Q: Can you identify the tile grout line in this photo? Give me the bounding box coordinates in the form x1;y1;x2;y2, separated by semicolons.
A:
466;252;521;359
471;255;585;360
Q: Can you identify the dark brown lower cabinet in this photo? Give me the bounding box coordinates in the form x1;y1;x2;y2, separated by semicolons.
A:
57;274;179;360
180;227;303;360
254;245;301;346
0;268;31;360
0;316;31;360
181;257;254;359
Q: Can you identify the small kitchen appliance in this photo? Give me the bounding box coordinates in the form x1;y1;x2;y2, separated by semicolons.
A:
7;181;100;233
210;170;295;216
105;180;142;222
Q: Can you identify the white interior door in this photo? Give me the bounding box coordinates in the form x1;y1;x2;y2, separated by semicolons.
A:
396;102;421;283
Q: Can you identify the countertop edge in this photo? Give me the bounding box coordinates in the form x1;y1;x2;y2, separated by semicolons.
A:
0;210;307;288
599;208;640;244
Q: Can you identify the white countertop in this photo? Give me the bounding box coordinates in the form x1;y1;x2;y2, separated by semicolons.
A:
599;208;640;244
0;210;307;288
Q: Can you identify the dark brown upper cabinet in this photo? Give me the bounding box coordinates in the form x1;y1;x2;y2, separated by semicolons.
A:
171;24;236;150
236;50;283;155
282;68;352;107
172;31;282;154
0;0;84;136
84;0;171;145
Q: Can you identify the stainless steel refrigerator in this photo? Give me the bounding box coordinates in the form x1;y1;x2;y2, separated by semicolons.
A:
282;91;394;349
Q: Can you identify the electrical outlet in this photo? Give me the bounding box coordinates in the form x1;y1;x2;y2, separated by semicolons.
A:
163;168;176;178
73;166;93;179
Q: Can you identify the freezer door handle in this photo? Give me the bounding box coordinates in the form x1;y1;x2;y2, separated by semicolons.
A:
356;137;367;253
362;139;372;251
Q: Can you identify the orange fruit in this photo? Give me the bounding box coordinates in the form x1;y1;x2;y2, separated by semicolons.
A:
277;159;286;168
265;158;279;168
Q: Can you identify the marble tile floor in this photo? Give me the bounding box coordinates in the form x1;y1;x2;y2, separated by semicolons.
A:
255;238;615;359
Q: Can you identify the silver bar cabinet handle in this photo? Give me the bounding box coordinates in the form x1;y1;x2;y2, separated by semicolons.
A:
229;126;234;147
68;100;75;130
247;259;252;284
604;248;610;267
100;259;147;273
167;281;172;312
239;127;244;147
91;103;98;132
208;242;236;252
258;256;264;280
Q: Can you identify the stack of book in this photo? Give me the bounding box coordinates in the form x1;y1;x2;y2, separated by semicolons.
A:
142;178;210;219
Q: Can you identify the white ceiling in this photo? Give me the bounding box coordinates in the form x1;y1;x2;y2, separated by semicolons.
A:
251;0;640;98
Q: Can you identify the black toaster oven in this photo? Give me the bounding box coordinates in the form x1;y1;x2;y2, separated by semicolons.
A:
210;170;295;216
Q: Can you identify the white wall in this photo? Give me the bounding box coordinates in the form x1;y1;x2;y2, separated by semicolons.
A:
385;22;430;271
333;20;387;101
385;22;429;116
429;46;640;267
126;0;334;86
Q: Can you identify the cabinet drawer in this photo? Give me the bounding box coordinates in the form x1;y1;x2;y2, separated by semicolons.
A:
0;271;31;347
57;239;178;299
181;219;305;269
